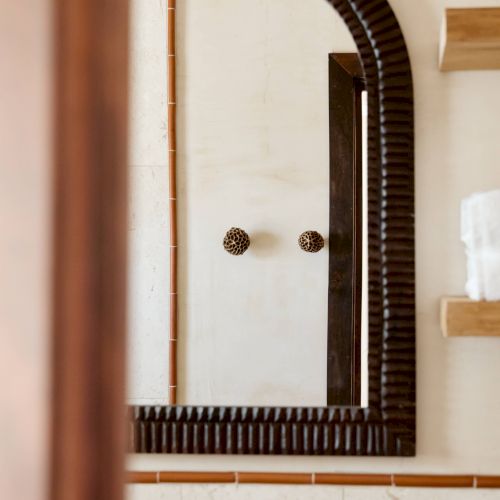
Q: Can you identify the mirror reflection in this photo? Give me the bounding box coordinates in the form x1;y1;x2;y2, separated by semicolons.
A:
128;0;368;409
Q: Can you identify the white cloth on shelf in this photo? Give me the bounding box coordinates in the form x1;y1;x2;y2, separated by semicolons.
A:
461;190;500;301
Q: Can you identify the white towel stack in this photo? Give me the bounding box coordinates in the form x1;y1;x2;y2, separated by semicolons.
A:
461;190;500;301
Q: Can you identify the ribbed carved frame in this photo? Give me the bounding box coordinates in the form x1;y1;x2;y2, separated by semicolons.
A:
129;0;415;456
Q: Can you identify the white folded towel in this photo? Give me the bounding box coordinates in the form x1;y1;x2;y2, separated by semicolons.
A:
461;190;500;301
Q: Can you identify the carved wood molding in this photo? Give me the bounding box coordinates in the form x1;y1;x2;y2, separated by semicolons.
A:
129;0;415;456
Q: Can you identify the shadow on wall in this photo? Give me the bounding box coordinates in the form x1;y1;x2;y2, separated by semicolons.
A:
249;231;281;258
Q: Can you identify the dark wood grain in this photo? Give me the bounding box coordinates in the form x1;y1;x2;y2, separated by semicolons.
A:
129;0;415;457
51;0;129;497
328;53;365;406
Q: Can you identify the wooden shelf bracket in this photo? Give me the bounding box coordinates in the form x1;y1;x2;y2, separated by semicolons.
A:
439;8;500;71
441;297;500;337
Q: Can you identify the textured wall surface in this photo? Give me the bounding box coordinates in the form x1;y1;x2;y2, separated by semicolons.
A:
128;484;500;500
128;0;170;405
127;0;500;497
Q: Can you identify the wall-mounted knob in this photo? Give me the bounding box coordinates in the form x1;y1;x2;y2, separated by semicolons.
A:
298;231;324;253
223;227;250;255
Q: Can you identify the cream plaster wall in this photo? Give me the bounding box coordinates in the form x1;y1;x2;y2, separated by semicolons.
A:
128;0;500;497
175;0;357;407
128;0;170;405
128;484;500;500
0;1;51;500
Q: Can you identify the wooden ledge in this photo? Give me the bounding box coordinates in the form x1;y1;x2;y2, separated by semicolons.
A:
439;8;500;71
441;297;500;337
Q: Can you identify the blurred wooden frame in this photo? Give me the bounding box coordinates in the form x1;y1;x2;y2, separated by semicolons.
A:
51;0;129;499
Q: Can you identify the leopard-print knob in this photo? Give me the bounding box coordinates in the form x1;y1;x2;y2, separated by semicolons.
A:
298;231;324;253
223;227;250;255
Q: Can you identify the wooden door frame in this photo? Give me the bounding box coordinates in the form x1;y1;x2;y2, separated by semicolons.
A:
327;53;366;406
51;1;129;499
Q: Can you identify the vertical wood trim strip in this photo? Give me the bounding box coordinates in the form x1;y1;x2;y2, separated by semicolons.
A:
168;0;178;405
51;0;129;498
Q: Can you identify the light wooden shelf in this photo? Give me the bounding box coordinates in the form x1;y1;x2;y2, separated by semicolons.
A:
441;297;500;337
439;8;500;71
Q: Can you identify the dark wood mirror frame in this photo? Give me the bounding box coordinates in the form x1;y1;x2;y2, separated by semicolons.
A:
128;0;415;457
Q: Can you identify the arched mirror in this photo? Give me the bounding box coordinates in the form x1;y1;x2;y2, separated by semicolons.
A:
127;0;415;456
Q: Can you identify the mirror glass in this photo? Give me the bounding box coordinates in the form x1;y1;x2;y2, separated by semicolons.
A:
127;0;368;409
